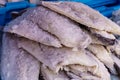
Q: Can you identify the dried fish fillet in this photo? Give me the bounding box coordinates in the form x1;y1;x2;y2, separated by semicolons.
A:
4;18;61;48
89;29;116;45
111;54;120;76
67;65;101;80
90;34;104;45
1;33;40;80
42;2;120;35
65;51;111;80
107;40;120;58
68;65;98;76
17;37;97;73
25;6;91;49
86;51;110;80
81;26;115;45
41;65;69;80
88;44;116;74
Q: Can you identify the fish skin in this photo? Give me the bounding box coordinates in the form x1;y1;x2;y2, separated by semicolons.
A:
107;40;120;59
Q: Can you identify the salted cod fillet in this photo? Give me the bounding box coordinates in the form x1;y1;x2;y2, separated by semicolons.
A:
41;65;86;80
81;26;116;45
17;37;111;80
17;37;97;73
41;63;95;80
107;40;120;59
42;2;120;35
24;6;91;49
41;62;108;80
67;65;101;79
111;54;120;76
68;67;101;80
41;55;110;80
89;29;116;45
41;65;70;80
4;12;61;48
86;51;110;80
88;44;117;74
61;51;110;80
63;50;110;80
1;33;40;80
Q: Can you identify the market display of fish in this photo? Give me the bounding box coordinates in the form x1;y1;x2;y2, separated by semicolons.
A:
17;37;97;73
1;2;120;80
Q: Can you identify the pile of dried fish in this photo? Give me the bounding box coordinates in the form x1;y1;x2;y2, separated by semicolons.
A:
1;2;120;80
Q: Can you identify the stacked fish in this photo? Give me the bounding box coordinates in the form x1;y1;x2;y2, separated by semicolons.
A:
1;2;120;80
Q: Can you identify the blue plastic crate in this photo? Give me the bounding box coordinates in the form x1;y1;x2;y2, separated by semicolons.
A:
44;0;120;17
0;1;36;26
0;0;120;26
0;7;6;26
85;0;117;8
